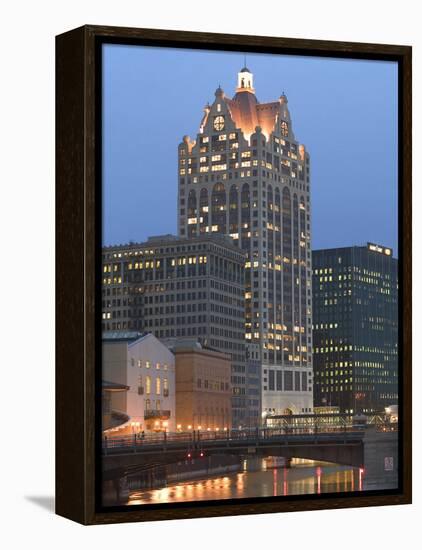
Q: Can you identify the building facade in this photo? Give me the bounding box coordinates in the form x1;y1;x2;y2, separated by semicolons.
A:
177;67;313;415
101;234;259;427
172;341;232;431
312;243;398;413
245;342;262;420
102;332;176;433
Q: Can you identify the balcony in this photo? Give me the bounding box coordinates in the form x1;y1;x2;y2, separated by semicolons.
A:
144;409;171;420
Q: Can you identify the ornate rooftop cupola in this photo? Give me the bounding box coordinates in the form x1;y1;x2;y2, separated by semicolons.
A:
236;66;255;94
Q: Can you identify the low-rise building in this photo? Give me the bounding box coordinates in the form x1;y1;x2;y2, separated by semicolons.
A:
171;340;232;431
102;331;176;434
102;380;129;432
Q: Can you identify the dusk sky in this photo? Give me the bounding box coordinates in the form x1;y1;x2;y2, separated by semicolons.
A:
102;44;398;253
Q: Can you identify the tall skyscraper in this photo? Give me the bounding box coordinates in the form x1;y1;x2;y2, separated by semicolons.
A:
312;243;398;413
178;67;313;415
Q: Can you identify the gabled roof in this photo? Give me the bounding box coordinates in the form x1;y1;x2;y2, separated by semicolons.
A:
224;93;279;139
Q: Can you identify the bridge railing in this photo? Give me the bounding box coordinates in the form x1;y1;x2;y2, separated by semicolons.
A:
103;430;194;451
102;422;366;454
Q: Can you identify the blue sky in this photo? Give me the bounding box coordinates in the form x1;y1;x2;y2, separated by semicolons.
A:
102;44;398;254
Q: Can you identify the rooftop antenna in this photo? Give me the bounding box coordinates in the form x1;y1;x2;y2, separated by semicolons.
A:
244;54;247;68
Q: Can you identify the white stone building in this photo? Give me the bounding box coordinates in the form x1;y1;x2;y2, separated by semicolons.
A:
102;332;176;433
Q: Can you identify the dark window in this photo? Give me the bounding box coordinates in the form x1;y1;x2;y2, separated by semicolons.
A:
284;371;293;391
302;372;307;391
295;371;301;391
276;371;282;391
269;370;275;391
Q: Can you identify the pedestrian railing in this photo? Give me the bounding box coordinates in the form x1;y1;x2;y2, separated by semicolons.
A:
102;423;364;455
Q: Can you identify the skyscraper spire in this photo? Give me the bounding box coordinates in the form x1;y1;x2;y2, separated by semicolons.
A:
236;65;254;93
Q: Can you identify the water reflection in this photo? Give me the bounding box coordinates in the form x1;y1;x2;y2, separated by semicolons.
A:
128;459;362;505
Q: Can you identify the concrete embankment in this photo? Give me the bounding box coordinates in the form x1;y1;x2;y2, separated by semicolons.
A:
127;454;242;490
363;426;399;490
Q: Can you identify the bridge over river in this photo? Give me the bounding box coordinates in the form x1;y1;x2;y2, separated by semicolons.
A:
101;416;398;503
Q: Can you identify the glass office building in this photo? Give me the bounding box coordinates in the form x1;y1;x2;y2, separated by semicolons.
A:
312;243;398;414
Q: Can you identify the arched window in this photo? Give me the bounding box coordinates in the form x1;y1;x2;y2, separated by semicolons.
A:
187;189;197;238
156;377;161;395
275;187;281;227
267;184;274;246
145;375;151;395
211;183;227;233
229;184;239;242
299;196;307;262
282;187;292;259
240;183;250;251
281;121;289;137
293;193;299;262
199;188;208;233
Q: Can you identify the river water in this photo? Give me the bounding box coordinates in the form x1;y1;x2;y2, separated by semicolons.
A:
128;459;363;505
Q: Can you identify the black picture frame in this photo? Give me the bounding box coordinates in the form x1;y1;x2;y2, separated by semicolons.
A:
56;25;412;525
